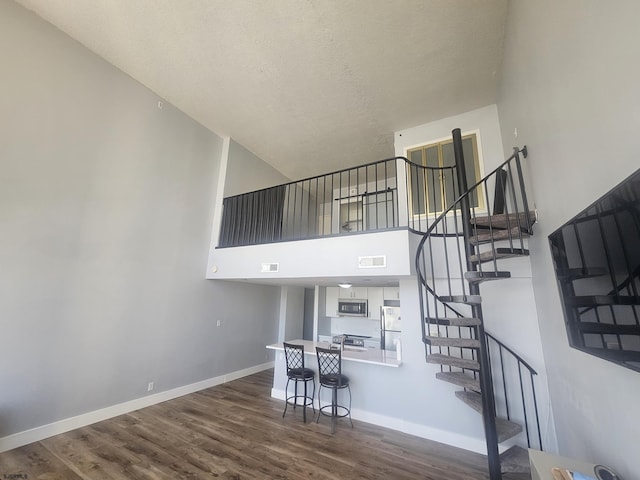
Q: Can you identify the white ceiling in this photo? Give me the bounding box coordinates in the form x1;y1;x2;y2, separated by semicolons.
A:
15;0;509;180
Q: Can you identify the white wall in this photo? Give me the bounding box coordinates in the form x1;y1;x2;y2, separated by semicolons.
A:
208;229;414;281
497;1;640;476
394;104;507;175
0;1;281;447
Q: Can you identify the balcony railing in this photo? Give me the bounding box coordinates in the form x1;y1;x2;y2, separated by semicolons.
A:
218;157;458;248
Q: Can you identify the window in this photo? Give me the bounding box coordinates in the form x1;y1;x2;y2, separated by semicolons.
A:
407;133;483;216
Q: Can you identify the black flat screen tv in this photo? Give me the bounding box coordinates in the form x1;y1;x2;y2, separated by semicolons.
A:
548;169;640;372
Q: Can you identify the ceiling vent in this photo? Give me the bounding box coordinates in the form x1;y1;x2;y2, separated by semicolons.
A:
260;262;279;273
358;255;386;268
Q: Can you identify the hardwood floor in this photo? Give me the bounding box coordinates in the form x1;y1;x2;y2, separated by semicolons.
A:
0;369;531;479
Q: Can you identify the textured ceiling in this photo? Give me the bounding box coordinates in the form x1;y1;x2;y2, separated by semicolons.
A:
15;0;509;180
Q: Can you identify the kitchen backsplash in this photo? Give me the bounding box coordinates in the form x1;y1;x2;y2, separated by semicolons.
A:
330;316;380;339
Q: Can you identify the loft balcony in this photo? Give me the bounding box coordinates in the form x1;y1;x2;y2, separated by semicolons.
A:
206;157;459;284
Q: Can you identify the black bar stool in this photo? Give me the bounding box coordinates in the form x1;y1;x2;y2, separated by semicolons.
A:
282;342;315;422
315;346;353;433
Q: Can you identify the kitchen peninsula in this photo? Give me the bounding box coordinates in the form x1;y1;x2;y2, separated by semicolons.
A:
267;339;401;368
266;339;401;424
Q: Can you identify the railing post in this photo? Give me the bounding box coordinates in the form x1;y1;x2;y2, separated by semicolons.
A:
396;157;410;228
513;147;533;234
452;128;502;480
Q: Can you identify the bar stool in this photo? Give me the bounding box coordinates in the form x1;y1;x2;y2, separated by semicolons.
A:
282;342;315;422
315;346;353;434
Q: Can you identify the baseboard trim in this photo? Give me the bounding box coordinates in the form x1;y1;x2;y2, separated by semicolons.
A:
0;362;274;453
271;387;489;455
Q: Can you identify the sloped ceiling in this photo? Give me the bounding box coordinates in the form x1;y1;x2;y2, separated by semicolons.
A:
15;0;509;180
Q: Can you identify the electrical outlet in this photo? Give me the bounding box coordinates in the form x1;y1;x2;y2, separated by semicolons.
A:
147;382;154;392
216;320;221;327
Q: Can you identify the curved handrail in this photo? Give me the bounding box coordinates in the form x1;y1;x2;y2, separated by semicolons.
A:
415;147;527;287
485;331;537;375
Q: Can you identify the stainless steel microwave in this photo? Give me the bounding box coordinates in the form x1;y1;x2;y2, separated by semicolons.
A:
337;300;368;317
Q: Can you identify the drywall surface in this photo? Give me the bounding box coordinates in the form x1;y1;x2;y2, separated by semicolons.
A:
0;1;280;441
497;0;640;476
394;104;507;174
278;286;305;342
224;139;290;197
208;230;413;281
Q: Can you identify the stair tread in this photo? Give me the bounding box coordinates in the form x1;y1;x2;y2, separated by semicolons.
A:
580;346;640;362
425;336;480;349
464;271;511;284
455;391;523;442
556;267;608;280
471;211;536;229
426;316;482;327
439;294;482;305
576;322;640;335
500;445;531;474
565;295;640;306
436;371;481;391
426;353;480;370
469;226;529;245
469;248;529;265
455;390;483;411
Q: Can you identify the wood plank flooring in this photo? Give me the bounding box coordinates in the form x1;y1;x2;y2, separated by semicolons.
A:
0;369;531;479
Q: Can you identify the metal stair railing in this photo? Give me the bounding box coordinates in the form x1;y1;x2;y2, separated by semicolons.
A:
485;331;543;451
218;156;457;247
415;128;538;479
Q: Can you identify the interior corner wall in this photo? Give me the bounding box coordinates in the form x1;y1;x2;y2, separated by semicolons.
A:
224;139;290;197
0;1;280;444
496;1;640;476
277;286;305;343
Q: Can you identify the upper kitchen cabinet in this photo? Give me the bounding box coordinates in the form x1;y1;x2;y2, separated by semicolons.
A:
339;286;368;299
383;287;400;302
325;286;379;318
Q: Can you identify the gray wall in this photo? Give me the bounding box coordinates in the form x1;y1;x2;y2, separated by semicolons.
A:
0;1;280;438
281;286;305;342
302;288;315;340
497;0;640;476
224;139;290;197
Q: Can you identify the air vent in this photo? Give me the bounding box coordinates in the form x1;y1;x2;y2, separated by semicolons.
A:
260;262;279;273
358;255;386;268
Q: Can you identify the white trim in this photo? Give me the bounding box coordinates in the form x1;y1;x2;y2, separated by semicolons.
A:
0;362;274;453
271;387;498;455
206;135;231;277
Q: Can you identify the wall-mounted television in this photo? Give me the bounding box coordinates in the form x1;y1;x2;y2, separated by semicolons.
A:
548;169;640;372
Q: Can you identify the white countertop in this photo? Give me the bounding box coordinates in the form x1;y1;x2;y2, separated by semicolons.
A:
267;339;401;368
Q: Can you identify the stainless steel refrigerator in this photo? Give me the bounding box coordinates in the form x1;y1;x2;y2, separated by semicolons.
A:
380;306;401;351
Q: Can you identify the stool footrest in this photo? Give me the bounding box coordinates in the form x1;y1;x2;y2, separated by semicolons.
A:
318;404;350;419
285;395;314;408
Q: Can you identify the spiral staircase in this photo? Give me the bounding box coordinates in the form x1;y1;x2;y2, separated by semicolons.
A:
415;129;542;479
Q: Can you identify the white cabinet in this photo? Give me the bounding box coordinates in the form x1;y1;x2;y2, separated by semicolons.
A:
367;287;384;320
338;287;367;299
324;286;394;320
325;287;382;320
325;287;339;317
383;287;400;301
